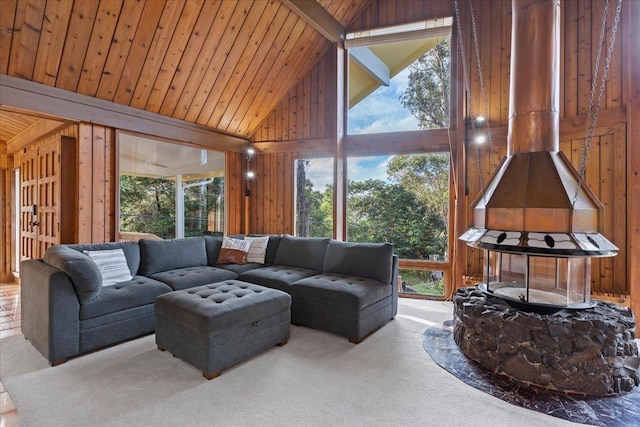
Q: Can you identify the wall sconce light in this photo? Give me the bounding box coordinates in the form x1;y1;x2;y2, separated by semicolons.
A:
475;135;486;144
246;147;255;196
475;116;485;125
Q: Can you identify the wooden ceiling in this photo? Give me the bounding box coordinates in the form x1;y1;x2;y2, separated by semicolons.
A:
0;0;371;143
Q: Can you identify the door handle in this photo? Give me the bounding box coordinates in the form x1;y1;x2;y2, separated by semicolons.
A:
30;220;39;226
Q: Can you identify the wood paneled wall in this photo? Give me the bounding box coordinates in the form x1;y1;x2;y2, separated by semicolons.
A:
77;123;116;243
226;151;245;236
251;51;336;143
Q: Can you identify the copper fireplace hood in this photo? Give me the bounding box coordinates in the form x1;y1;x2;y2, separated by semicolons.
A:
460;0;617;310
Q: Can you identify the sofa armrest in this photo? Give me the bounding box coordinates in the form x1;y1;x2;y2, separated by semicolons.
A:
391;254;399;317
20;259;80;364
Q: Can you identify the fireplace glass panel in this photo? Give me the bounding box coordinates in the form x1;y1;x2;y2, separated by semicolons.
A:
484;251;591;307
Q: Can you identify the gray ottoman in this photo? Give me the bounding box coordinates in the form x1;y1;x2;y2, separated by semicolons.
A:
155;280;291;379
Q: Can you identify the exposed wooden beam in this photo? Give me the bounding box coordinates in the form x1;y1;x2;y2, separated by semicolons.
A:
7;118;71;155
0;75;249;152
251;138;334;156
282;0;345;43
345;129;458;156
350;47;390;86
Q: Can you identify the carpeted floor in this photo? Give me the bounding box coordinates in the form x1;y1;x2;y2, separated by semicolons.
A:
0;299;583;427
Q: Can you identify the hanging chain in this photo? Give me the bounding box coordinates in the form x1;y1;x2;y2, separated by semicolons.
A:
571;0;622;207
454;0;488;205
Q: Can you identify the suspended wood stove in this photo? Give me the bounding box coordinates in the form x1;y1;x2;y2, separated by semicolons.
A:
459;0;617;312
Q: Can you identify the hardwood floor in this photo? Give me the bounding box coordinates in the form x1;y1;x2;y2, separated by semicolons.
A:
0;282;21;427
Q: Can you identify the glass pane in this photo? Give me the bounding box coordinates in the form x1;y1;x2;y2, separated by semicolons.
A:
295;158;333;238
118;133;225;239
399;268;444;296
347;153;449;261
348;37;450;134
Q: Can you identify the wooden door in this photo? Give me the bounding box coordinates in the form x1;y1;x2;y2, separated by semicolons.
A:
19;137;76;260
36;139;62;255
20;149;38;260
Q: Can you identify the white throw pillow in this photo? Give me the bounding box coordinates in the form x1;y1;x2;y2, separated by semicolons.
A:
84;249;132;287
222;237;252;252
245;236;269;264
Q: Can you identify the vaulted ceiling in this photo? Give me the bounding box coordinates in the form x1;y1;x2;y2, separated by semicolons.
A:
0;0;371;143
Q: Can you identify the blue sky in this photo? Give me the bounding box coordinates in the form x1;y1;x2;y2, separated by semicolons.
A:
304;67;418;191
347;67;420;135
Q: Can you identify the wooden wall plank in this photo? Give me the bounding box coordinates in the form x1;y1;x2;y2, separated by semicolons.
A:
6;0;27;78
55;0;100;92
0;0;17;75
129;0;186;110
206;1;278;130
12;0;45;81
170;0;237;121
32;0;74;87
158;0;221;118
91;125;107;242
143;0;204;113
113;0;166;106
77;123;94;243
75;0;123;97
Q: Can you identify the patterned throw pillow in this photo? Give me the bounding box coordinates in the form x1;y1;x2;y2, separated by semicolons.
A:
84;249;132;286
245;236;269;264
217;237;252;264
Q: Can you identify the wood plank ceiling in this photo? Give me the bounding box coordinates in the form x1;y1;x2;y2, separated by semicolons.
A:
0;0;370;143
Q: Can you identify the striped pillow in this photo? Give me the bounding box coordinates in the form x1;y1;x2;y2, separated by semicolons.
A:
245;236;269;264
84;249;133;287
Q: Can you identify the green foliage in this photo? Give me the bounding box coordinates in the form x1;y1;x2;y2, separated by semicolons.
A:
387;153;450;253
347;179;446;259
119;175;224;239
399;38;450;129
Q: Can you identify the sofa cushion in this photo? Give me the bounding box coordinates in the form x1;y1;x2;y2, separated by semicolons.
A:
84;249;133;286
323;240;394;284
216;263;263;275
148;266;237;291
204;236;223;266
238;265;318;293
273;235;329;272
291;273;392;311
79;276;172;320
44;245;103;303
138;237;207;276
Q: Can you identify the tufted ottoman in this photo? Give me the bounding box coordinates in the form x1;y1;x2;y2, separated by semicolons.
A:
154;280;291;379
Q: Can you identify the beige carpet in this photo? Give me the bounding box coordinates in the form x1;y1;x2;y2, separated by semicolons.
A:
0;299;582;427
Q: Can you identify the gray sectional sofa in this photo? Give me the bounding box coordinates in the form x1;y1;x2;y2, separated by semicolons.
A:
20;235;398;365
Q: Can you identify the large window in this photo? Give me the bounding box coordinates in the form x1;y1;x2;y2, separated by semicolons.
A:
345;19;453;297
347;18;451;134
294;158;333;238
118;133;225;240
347;153;450;297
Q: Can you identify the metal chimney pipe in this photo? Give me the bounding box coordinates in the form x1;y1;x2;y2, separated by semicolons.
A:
507;0;561;155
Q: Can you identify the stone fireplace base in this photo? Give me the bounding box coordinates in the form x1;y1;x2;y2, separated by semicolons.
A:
453;287;640;396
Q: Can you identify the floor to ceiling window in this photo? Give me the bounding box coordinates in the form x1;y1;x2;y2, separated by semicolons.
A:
345;18;452;298
118;132;225;240
294;157;334;238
